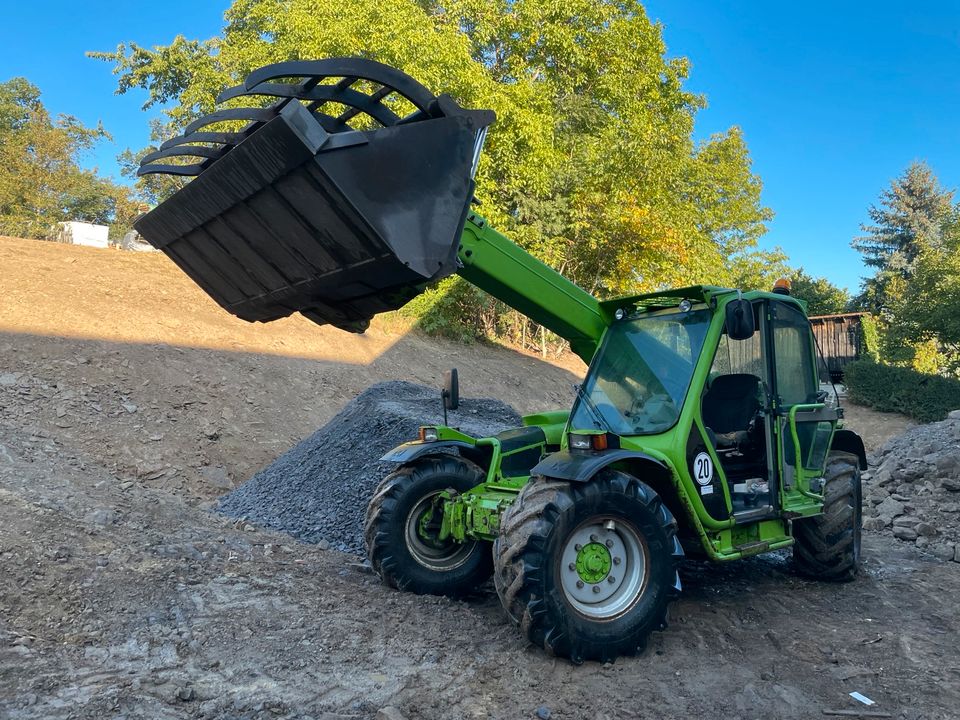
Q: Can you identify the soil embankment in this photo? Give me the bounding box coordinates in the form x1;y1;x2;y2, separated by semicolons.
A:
1;237;957;720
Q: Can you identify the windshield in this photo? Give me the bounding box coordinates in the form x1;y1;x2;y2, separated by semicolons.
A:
570;307;713;435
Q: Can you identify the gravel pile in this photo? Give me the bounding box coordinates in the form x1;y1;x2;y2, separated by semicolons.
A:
216;380;521;553
862;409;960;562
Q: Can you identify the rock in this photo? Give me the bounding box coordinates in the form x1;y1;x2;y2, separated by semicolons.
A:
0;372;20;386
941;478;960;493
376;708;407;720
916;522;939;537
317;539;331;551
935;454;959;473
199;465;232;490
931;543;955;561
122;401;138;413
915;536;930;549
874;467;896;487
84;508;116;527
892;516;920;528
862;517;886;531
875;497;905;523
535;707;552;720
176;686;195;702
947;409;960;420
893;526;918;541
955;546;960;563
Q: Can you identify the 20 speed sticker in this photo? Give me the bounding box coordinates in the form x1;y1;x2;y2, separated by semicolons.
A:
693;452;714;486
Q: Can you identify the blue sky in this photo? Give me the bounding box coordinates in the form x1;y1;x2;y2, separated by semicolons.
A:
1;2;958;293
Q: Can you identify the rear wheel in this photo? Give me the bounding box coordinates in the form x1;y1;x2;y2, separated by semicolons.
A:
364;455;492;597
793;451;862;581
494;470;683;663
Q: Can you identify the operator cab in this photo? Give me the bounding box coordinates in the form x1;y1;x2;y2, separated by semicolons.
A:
702;302;774;518
568;286;838;526
702;295;834;522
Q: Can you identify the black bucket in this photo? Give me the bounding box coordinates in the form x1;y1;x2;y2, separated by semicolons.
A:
134;58;495;332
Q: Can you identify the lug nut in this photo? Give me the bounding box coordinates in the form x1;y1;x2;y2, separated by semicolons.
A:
605;539;614;548
607;576;616;583
592;585;601;593
613;557;622;565
568;563;576;571
576;580;584;589
574;544;582;552
590;534;598;542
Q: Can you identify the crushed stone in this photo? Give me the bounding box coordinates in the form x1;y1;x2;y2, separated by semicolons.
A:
862;411;960;561
216;381;521;553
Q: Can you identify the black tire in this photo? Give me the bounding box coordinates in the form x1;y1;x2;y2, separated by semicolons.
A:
364;455;492;597
793;451;862;581
493;470;683;663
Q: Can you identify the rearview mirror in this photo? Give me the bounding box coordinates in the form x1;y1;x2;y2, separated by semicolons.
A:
443;368;460;411
725;298;755;341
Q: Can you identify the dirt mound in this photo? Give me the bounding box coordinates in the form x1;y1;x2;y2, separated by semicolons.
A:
216;381;521;553
862;410;960;561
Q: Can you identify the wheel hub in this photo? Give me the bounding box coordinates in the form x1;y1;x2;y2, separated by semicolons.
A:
560;518;648;619
575;542;612;584
405;491;475;571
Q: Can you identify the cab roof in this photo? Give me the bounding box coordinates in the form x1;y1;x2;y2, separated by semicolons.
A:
599;285;808;316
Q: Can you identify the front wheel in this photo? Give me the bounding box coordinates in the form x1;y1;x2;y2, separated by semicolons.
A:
793;451;862;581
494;470;683;663
364;455;492;597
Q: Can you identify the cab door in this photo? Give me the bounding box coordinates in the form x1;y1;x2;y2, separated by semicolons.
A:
768;301;839;515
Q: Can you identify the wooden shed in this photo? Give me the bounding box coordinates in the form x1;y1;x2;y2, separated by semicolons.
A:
808;312;866;382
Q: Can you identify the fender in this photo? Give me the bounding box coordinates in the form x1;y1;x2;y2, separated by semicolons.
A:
380;440;476;465
531;449;668;483
831;429;868;470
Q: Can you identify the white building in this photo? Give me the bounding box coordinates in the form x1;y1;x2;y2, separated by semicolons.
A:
53;221;110;249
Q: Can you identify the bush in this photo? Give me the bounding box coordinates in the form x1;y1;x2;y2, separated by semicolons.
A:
400;277;491;343
844;360;960;423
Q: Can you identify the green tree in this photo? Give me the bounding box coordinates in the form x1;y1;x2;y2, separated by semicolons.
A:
852;162;960;374
0;77;132;239
852;161;954;314
117;119;189;206
888;210;960;373
94;0;773;339
788;269;850;316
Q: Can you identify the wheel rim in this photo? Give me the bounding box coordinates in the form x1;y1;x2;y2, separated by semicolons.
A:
405;491;477;571
559;517;649;620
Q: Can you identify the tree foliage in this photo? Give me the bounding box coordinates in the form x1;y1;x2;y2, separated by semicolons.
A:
852;161;954;314
789;269;849;316
0;78;134;239
852;162;960;375
94;0;778;343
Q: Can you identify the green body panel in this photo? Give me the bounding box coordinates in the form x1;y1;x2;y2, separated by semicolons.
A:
521;409;568;446
402;223;849;562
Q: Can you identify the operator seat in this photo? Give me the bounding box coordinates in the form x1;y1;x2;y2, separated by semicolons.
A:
701;374;762;448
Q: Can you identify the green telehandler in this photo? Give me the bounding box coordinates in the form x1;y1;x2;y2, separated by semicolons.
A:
135;58;866;663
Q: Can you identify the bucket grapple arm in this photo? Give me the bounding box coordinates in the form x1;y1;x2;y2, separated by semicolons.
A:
135;58;608;359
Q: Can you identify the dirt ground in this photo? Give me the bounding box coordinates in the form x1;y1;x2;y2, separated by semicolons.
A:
1;237;957;720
